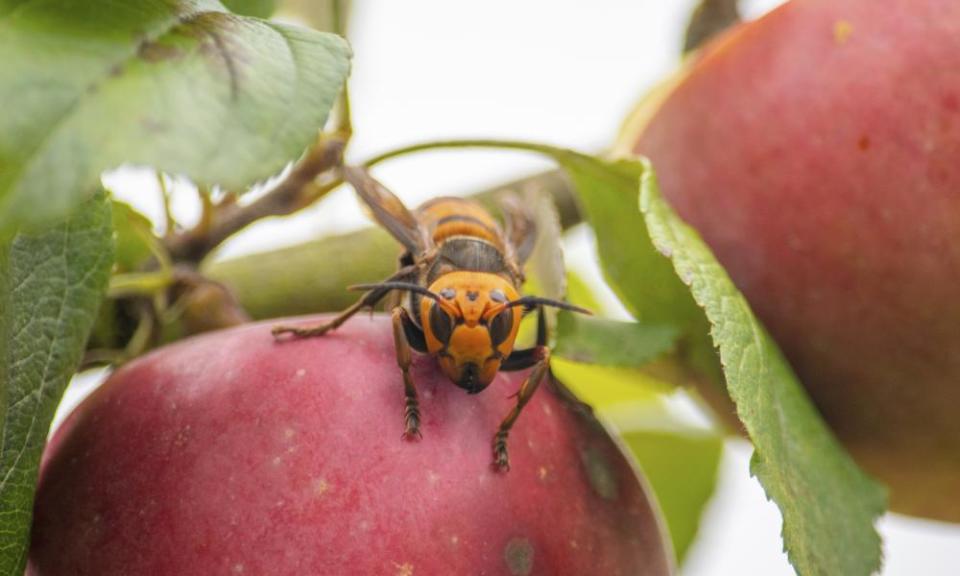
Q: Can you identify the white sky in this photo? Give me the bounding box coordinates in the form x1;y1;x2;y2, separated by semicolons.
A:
89;1;960;574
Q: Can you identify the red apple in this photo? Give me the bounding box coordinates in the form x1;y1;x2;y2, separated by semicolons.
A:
29;315;671;575
618;0;960;519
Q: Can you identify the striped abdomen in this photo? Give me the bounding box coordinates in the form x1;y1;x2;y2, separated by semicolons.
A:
417;197;505;250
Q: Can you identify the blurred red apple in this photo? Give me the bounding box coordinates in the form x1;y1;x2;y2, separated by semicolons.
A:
29;316;671;576
618;0;960;520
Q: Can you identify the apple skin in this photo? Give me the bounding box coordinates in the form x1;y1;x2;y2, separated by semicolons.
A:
28;316;671;576
621;0;960;519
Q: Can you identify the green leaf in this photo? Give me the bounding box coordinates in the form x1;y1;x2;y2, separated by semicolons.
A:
0;0;351;236
639;164;886;575
0;191;114;575
552;154;722;385
222;0;277;18
553;359;721;563
554;312;680;367
111;199;156;273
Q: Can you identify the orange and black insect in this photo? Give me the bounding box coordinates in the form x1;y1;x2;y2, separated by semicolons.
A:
273;166;589;470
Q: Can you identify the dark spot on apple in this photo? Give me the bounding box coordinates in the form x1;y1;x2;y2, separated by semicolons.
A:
857;135;870;151
580;445;618;501
503;537;534;575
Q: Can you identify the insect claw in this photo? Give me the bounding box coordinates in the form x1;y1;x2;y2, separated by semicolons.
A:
403;409;422;441
492;435;511;472
492;452;511;473
271;326;298;340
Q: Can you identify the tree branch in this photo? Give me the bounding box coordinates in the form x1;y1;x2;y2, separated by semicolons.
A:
165;136;346;263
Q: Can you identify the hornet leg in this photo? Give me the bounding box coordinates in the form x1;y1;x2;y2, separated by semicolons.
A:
502;305;593;420
494;345;550;471
392;306;427;440
272;266;416;339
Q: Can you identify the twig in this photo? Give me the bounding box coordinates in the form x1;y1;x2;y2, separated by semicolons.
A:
165;136;346;263
197;184;214;237
156;170;177;237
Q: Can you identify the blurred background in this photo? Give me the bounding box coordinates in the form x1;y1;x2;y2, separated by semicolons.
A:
63;0;959;573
